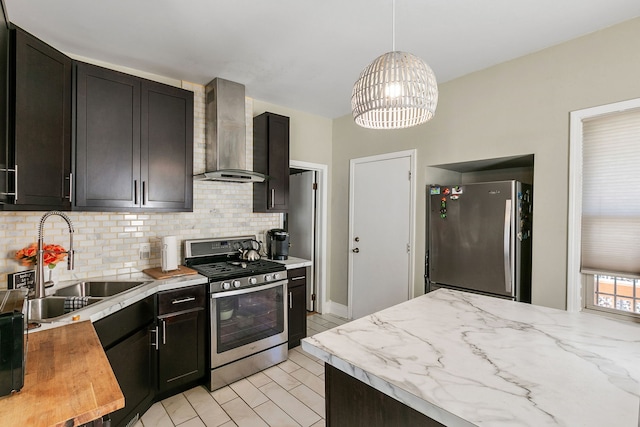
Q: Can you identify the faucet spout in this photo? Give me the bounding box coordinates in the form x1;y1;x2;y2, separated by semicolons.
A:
35;211;75;299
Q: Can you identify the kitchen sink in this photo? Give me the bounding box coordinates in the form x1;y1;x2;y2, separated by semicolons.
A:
29;296;102;322
53;281;149;297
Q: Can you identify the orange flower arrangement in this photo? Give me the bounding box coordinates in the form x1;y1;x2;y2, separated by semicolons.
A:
15;243;67;269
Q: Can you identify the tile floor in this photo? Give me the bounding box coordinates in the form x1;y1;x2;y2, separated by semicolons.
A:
134;312;349;427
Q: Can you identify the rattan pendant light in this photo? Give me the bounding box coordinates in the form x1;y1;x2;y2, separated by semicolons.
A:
351;0;438;129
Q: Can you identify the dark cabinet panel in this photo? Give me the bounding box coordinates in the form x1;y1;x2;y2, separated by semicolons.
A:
287;267;307;348
156;285;206;397
141;80;193;210
253;112;289;213
74;61;193;212
2;26;72;209
94;295;156;427
75;62;140;209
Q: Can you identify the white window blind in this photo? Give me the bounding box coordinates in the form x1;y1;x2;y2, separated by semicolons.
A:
581;108;640;278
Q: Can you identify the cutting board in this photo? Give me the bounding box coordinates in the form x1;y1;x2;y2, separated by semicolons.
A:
143;265;199;280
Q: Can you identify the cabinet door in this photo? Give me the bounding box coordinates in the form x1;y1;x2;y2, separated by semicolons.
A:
288;267;307;348
75;62;141;209
157;308;205;395
140;80;193;211
253;112;289;213
11;27;71;208
104;326;155;427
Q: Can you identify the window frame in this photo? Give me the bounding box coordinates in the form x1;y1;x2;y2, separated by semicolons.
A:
568;98;640;320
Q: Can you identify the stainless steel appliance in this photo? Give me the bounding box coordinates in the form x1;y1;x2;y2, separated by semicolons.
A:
183;236;288;391
0;288;28;396
427;180;533;301
267;229;289;260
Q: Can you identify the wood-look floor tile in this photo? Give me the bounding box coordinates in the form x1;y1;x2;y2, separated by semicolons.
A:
310;420;325;427
162;393;198;425
262;365;302;390
288;384;325;417
177;417;207;427
278;358;302;373
230;378;269;408
141;401;175;427
246;371;272;388
287;350;324;376
253;400;300;427
221;397;268;427
290;368;325;397
184;386;231;427
258;381;321;427
211;385;239;405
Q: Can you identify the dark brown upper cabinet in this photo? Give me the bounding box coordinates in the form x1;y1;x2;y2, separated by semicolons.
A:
0;25;72;210
75;62;193;212
253;112;289;213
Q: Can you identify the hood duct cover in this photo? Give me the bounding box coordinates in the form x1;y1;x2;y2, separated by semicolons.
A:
194;78;266;183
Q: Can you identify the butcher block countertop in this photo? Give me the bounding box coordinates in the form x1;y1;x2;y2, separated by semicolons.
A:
0;321;124;427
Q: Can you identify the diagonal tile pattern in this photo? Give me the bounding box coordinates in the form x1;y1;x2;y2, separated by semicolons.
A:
136;312;347;427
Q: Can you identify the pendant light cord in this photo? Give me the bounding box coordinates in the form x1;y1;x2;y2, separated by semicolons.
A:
392;0;396;51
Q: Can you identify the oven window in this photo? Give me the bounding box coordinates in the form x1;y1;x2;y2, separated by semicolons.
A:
216;286;285;353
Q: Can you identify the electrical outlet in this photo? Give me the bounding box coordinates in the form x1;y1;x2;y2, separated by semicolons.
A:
140;243;151;260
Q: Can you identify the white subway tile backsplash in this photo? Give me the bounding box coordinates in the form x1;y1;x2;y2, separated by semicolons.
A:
0;83;281;289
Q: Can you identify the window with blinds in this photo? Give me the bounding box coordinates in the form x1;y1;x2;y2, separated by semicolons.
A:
581;108;640;278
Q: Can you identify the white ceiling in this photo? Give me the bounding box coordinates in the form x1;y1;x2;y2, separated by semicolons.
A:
5;0;640;119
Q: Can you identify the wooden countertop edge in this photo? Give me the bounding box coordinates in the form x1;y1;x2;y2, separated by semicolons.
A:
0;321;124;427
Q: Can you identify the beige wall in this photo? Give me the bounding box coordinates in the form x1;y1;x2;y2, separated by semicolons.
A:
330;17;640;310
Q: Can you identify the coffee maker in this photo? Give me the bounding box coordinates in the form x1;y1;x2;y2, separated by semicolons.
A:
267;229;290;260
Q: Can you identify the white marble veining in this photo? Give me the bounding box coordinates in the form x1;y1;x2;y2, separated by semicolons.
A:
30;272;208;331
301;289;640;427
270;256;312;270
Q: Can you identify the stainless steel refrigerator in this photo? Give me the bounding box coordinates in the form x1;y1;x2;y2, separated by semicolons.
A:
427;180;533;302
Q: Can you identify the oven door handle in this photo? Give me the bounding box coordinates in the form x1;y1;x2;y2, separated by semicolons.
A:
211;279;288;298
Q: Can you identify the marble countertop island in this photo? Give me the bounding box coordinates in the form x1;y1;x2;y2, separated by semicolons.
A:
301;289;640;427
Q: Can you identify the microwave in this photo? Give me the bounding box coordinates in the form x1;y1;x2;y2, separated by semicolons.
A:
0;288;28;396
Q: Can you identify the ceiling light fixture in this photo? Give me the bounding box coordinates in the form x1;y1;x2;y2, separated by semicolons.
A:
351;0;438;129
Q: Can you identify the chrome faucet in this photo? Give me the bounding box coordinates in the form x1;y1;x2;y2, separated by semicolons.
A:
34;211;75;299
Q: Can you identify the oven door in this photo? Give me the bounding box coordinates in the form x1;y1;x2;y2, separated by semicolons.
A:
210;280;287;368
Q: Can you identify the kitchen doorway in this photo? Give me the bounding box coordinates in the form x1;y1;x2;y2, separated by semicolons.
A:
348;150;416;319
287;160;328;314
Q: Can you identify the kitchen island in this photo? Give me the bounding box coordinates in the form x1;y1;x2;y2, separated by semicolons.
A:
301;288;640;427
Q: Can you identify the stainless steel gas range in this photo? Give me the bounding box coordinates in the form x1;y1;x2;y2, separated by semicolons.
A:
183;236;288;391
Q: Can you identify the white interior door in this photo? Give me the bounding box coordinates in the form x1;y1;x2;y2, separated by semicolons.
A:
288;170;316;311
349;151;415;319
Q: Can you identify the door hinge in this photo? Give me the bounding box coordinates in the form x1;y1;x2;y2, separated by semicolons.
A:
407;243;411;253
408;171;412;180
311;293;316;301
312;182;318;190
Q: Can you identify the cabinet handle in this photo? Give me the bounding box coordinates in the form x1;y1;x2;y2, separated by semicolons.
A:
151;326;159;350
66;173;73;201
172;296;196;304
142;181;147;205
0;165;17;200
271;188;275;209
134;180;139;205
289;291;293;309
291;276;305;281
161;319;166;345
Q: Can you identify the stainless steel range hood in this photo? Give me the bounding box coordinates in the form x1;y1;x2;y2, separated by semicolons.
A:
194;78;266;183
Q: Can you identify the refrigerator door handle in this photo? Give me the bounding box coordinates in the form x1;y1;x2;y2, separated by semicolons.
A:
503;200;512;293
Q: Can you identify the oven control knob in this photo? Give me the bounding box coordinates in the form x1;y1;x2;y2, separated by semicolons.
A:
264;274;272;282
232;280;241;288
222;282;231;290
249;277;257;285
274;273;281;280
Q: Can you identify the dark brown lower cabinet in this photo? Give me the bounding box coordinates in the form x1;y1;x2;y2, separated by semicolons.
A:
156;285;206;398
287;267;307;348
325;364;445;427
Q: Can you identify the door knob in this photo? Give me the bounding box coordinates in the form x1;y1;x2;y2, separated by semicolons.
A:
352;248;360;253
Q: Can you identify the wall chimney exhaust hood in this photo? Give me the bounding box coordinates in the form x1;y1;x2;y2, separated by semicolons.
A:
194;78;266;183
